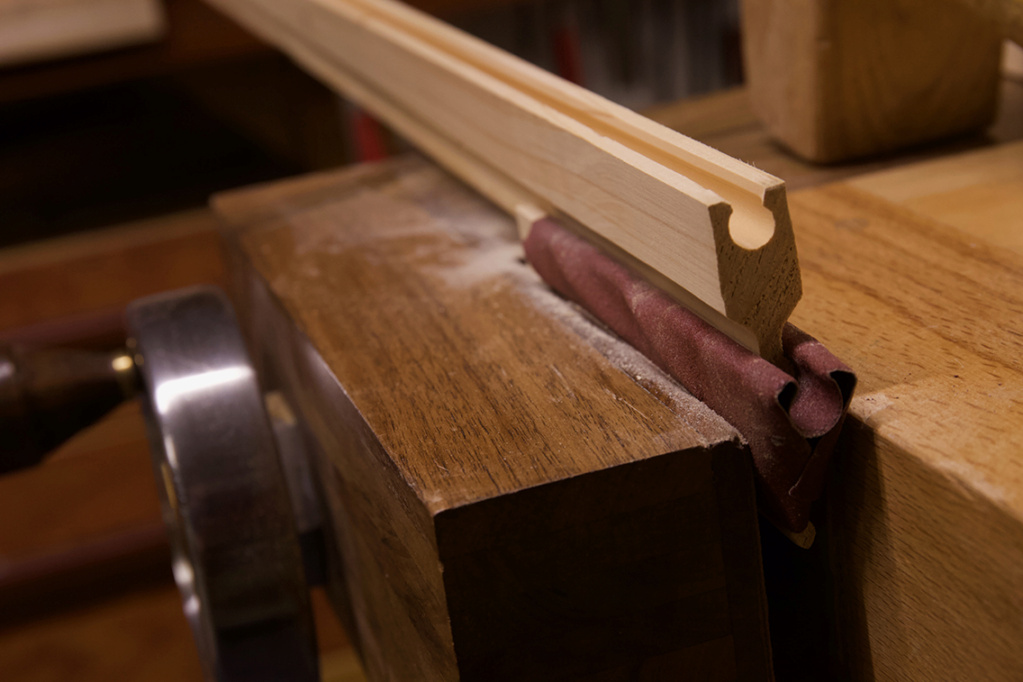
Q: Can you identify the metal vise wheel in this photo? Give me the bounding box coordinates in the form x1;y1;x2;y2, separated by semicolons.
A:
125;286;320;681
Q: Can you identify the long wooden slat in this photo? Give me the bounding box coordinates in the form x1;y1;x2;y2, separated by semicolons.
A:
204;0;801;361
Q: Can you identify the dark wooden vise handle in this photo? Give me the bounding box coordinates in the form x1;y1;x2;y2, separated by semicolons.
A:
0;343;137;473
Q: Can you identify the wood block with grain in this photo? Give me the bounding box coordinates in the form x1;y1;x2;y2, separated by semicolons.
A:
785;141;1023;679
741;0;1004;162
214;156;773;681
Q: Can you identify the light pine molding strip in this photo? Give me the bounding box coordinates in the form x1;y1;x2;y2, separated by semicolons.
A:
207;0;802;360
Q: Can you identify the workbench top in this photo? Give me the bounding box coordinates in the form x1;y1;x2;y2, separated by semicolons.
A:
2;79;1022;680
790;140;1023;680
215;154;773;681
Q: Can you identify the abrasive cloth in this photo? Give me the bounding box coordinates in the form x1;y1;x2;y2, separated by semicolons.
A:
524;218;856;533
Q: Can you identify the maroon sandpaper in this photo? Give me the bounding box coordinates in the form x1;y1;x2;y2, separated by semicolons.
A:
524;217;856;533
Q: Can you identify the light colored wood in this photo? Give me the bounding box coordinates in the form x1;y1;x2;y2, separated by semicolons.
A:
742;0;1004;162
643;78;1023;192
0;0;165;66
216;157;774;681
3;83;1018;680
643;89;763;146
644;87;1023;677
787;147;1023;678
205;0;802;361
847;139;1023;253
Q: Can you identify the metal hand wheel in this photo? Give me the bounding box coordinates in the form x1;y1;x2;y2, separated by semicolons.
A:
126;286;319;681
1;286;320;681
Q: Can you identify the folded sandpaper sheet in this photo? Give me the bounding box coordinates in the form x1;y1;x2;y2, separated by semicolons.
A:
524;218;857;534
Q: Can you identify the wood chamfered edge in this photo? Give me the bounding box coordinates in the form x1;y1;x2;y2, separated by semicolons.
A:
208;0;801;360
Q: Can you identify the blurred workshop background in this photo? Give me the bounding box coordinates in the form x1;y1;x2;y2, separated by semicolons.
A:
0;0;741;249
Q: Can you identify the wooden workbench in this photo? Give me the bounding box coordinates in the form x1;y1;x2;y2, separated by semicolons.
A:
215;155;772;681
794;143;1023;680
214;118;1023;682
652;80;1023;680
1;77;1022;679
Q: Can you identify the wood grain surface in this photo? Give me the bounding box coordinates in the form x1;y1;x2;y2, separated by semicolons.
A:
785;149;1023;678
846;139;1023;253
205;0;803;361
216;156;773;680
741;0;1003;162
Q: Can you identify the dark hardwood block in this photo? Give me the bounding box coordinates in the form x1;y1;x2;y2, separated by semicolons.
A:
215;156;772;681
